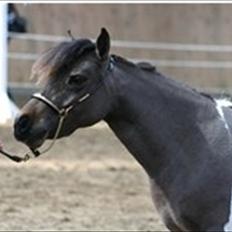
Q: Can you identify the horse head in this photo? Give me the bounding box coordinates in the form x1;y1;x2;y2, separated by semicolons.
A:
14;28;113;151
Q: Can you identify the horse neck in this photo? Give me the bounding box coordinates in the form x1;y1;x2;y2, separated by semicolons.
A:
104;61;215;177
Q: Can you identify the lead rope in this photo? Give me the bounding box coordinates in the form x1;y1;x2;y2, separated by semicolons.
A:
0;149;30;162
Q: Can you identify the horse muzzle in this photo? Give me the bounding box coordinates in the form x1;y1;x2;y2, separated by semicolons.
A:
14;113;48;149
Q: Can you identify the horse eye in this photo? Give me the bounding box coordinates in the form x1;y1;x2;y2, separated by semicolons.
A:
68;74;88;86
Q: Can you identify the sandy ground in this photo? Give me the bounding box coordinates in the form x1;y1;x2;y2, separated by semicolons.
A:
0;122;167;231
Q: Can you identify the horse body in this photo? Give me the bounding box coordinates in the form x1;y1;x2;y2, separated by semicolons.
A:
104;56;232;231
13;28;232;231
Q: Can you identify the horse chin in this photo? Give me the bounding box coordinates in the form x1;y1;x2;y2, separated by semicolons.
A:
26;132;48;151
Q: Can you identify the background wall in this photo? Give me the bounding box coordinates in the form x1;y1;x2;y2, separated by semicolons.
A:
9;3;232;91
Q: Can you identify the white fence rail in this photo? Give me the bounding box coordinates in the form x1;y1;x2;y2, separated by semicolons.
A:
8;52;232;69
9;32;232;53
8;32;232;69
8;33;232;69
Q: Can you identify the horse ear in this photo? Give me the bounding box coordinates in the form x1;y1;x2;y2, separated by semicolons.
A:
96;28;110;60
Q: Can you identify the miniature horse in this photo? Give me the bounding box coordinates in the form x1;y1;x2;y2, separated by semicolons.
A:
14;28;232;231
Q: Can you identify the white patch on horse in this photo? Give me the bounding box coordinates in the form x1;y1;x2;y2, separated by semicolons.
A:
224;188;232;232
217;99;232;231
215;99;232;131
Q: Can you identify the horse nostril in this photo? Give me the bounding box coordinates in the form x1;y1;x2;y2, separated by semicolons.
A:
14;114;32;137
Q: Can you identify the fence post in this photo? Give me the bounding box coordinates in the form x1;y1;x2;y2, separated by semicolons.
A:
0;3;18;125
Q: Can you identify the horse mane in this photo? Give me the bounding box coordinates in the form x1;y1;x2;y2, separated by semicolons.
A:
111;55;136;68
112;55;157;73
30;39;95;84
136;62;156;72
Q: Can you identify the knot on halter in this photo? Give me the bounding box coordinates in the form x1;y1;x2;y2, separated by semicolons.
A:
59;106;73;117
59;108;68;117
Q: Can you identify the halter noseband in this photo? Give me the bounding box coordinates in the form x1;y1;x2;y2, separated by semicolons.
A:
32;93;74;117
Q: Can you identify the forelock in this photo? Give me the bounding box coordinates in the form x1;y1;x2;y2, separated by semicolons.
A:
30;39;95;84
